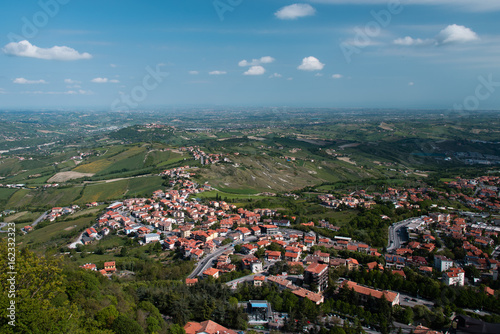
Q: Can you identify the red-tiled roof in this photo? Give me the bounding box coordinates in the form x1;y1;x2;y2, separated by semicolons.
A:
186;278;198;285
342;280;398;303
306;262;328;275
184;320;237;334
203;268;220;276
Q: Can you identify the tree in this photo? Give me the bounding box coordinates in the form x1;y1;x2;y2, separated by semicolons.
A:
167;324;186;334
464;265;480;281
120;246;129;257
96;305;119;329
401;307;414;325
112;315;143;334
0;245;83;334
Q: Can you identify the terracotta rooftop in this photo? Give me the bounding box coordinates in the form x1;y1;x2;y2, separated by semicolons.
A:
291;287;324;304
184;320;237;334
306;262;328;275
186;278;198;285
342;280;398;303
203;268;220;276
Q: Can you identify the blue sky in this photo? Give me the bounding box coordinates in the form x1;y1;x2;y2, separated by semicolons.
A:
0;0;499;110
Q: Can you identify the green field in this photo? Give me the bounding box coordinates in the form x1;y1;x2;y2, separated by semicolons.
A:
0;158;23;176
19;214;96;250
3;175;163;209
5;189;31;208
73;145;184;178
3;211;44;224
78;175;163;203
0;187;17;201
6;187;83;209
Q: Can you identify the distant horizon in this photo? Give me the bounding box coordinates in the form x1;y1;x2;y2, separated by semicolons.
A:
1;106;500;114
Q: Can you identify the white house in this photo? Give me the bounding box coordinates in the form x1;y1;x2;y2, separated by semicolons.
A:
144;233;160;244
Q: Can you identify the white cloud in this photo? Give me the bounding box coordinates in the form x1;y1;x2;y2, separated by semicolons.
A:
287;77;294;81
209;71;227;75
393;36;433;46
297;56;325;71
91;77;119;83
2;40;92;61
393;24;479;47
315;73;324;77
110;64;117;68
64;79;81;84
342;39;381;47
29;89;92;95
409;82;415;86
269;73;282;78
260;56;275;64
71;89;92;95
436;24;479;45
0;88;6;94
188;71;199;75
239;56;275;67
332;74;343;79
308;0;500;12
13;78;47;84
275;4;316;20
244;66;266;76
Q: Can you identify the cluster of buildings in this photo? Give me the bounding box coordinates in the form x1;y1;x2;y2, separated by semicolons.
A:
73;172;500;326
81;225;109;245
445;176;500;211
46;205;80;222
178;146;231;165
319;187;441;211
0;183;26;189
80;260;117;276
388;212;499;287
69;152;91;164
319;193;376;209
22;205;81;234
159;166;193;180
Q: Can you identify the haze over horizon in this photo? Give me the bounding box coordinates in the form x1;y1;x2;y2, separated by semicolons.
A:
1;0;499;110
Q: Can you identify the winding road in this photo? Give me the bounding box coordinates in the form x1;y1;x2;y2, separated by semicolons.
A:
187;236;257;278
387;218;413;252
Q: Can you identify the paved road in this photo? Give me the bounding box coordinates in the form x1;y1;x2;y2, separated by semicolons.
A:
387;219;413;252
189;246;235;278
398;292;434;309
225;273;258;287
32;211;49;227
0;222;8;233
464;308;491;317
68;230;85;249
188;236;257;278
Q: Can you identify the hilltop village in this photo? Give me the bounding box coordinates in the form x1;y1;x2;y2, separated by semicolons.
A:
15;167;500;333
